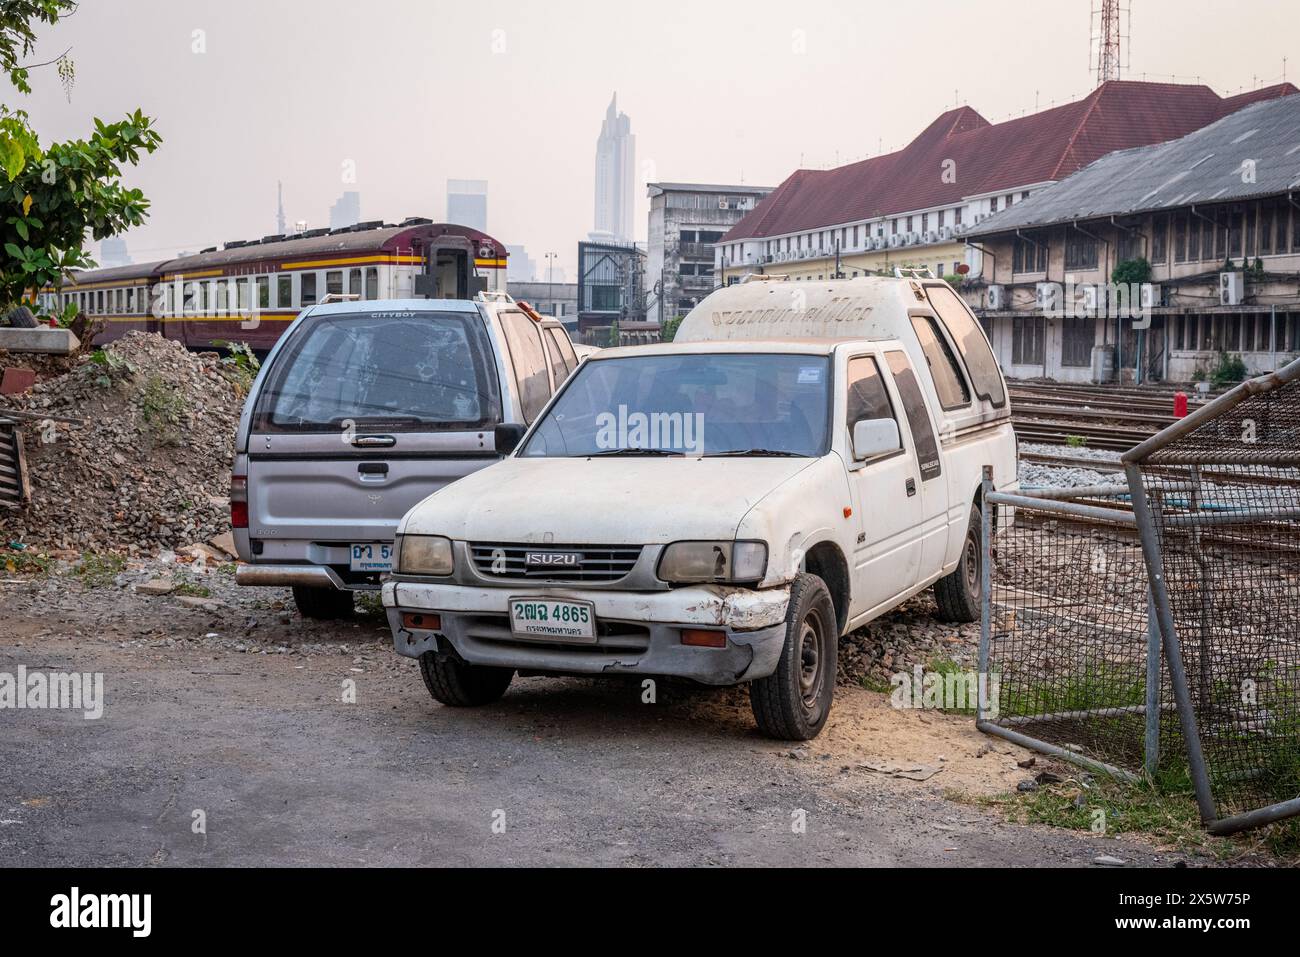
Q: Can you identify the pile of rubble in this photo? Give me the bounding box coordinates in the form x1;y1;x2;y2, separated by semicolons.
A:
1;333;246;556
838;593;982;688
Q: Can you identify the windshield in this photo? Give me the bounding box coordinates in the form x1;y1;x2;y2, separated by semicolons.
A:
520;353;831;458
253;311;500;432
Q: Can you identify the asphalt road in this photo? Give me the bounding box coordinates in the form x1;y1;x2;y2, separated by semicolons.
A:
0;570;1187;868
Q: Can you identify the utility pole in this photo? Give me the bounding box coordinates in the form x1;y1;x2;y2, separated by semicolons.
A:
544;252;557;317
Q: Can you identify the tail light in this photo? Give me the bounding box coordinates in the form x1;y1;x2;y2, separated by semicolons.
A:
230;474;248;529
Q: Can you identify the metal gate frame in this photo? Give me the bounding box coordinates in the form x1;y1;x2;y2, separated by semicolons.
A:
1122;358;1300;836
976;468;1171;782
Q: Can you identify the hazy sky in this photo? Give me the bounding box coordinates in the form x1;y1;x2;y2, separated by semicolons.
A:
22;0;1297;279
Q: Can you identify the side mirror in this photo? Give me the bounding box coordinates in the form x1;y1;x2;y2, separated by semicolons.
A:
495;423;527;456
852;418;901;461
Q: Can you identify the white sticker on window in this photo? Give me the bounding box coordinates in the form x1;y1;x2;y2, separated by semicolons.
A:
798;367;823;384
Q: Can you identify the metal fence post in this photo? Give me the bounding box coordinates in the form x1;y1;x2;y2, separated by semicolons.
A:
1143;588;1161;779
977;466;994;725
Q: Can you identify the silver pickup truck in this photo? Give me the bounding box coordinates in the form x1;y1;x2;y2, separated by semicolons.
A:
231;296;580;619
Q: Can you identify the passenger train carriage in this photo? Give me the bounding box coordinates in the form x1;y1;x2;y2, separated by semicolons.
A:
35;220;508;352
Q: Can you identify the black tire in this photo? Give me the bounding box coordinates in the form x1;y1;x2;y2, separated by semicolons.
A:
934;504;983;623
749;573;838;741
419;652;514;707
291;585;354;620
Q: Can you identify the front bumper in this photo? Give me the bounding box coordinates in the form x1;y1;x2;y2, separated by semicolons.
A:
383;579;791;686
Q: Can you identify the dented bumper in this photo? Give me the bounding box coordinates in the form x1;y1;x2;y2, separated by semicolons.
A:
382;580;790;685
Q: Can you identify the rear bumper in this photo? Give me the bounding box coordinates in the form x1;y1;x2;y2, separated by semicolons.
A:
235;563;366;590
383;580;791;686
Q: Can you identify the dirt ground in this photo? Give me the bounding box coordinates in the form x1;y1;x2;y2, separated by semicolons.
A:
0;557;1209;867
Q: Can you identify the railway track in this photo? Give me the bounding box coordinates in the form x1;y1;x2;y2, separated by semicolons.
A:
1007;381;1198;450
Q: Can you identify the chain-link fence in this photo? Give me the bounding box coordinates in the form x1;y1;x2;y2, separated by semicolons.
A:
1124;358;1300;835
978;480;1178;781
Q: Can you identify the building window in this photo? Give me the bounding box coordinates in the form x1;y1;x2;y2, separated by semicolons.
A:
1013;233;1048;273
954;206;963;225
921;213;929;232
1022;191;1031;201
1173;216;1189;264
938;210;946;228
1151;216;1167;263
891;220;899;235
1260;204;1275;256
1065;232;1099;271
1062;318;1095;367
990;197;999;214
1012;317;1045;365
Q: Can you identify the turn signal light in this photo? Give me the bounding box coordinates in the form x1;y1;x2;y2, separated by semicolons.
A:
681;629;727;648
403;612;441;631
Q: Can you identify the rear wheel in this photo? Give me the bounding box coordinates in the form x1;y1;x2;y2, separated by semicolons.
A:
419;652;514;707
749;573;838;741
291;585;354;620
934;504;983;623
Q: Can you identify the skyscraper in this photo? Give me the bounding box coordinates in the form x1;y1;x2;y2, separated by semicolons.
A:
593;93;635;244
446;179;488;232
329;191;361;230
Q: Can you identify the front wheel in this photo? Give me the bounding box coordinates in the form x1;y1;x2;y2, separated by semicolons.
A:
419;652;514;707
749;573;838;741
934;504;983;623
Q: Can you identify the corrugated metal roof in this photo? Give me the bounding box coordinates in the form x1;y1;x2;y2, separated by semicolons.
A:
967;93;1300;236
724;81;1297;242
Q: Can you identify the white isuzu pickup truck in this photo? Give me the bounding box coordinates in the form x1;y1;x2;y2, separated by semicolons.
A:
382;275;1017;739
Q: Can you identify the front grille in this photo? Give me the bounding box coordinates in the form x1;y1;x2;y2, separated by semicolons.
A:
469;543;643;583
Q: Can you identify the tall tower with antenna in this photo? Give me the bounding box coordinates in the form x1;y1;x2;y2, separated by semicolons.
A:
276;181;286;235
1091;0;1128;86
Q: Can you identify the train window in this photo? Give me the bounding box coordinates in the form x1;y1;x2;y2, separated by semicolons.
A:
349;269;362;299
301;273;317;306
97;290;104;313
325;271;343;299
365;267;379;300
257;277;270;310
277;274;291;309
126;288;135;313
213;281;226;314
237;278;251;311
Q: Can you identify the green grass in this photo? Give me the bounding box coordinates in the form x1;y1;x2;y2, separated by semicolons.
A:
2;549;54;577
173;581;211;599
75;553;126;589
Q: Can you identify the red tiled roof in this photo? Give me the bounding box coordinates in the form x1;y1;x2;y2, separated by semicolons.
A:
724;80;1298;241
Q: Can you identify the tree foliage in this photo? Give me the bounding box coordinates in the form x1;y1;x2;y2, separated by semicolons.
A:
0;0;161;324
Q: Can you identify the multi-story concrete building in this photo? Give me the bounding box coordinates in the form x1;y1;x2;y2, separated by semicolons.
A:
507;281;579;328
328;191;360;231
593;94;636;244
964;92;1300;384
718;81;1295;291
647;182;773;323
447;179;488;232
576;239;646;334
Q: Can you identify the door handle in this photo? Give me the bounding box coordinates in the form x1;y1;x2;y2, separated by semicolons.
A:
906;478;918;497
353;435;396;448
358;462;389;476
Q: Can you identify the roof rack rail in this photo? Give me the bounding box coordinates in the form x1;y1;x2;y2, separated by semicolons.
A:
474;291;515;304
893;266;936;279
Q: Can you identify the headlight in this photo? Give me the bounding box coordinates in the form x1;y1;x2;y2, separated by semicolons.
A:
396;534;454;576
657;541;768;584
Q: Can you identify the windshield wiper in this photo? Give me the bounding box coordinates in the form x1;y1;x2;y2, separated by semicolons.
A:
705;448;806;458
588;447;685;457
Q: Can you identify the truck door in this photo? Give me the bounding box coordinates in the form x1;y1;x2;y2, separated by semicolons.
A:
843;353;924;616
884;350;951;579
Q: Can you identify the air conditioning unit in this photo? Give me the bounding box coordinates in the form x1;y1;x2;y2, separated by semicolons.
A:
1082;284;1106;314
872;236;885;250
939;226;954;241
1036;282;1061;312
1140;283;1161;309
952;224;968;236
1219;271;1243;306
924;231;939;244
987;284;1006;310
